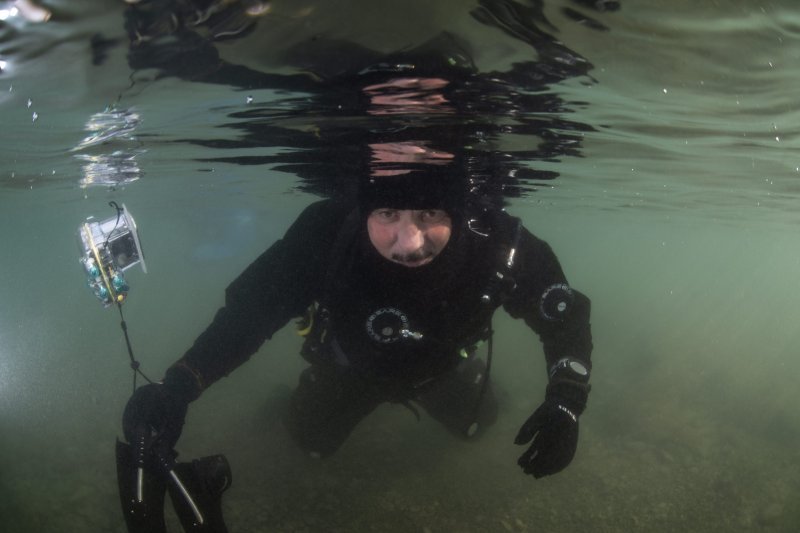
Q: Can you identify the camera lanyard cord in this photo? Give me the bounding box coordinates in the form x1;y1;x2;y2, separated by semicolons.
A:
104;201;124;249
88;202;151;392
116;302;154;393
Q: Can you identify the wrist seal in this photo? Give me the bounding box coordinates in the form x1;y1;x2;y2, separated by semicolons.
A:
163;361;204;403
546;379;591;416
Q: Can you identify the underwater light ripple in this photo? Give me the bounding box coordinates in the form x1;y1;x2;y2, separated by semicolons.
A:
0;7;18;21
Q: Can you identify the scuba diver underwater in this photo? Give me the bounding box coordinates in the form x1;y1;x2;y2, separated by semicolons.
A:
81;1;602;530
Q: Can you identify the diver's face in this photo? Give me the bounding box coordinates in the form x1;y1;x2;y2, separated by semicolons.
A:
367;209;452;267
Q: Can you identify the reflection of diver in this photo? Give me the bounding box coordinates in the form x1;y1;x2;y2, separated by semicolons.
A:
119;0;609;86
116;0;603;196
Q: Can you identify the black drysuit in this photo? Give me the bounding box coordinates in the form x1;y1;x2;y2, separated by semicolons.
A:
165;199;592;455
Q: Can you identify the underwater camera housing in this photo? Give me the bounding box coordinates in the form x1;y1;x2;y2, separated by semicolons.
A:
78;203;146;306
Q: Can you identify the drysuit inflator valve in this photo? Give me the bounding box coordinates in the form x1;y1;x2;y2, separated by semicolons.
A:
78;202;146;306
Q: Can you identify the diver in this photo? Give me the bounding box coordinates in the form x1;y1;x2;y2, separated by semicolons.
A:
122;145;593;481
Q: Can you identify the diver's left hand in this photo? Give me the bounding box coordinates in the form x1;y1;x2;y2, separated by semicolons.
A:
122;383;188;451
514;399;579;478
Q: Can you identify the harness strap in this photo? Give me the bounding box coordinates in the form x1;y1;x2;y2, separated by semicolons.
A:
464;213;522;435
465;320;494;436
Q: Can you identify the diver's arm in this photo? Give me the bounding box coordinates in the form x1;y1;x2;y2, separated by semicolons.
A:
502;227;593;478
503;227;593;377
163;199;351;401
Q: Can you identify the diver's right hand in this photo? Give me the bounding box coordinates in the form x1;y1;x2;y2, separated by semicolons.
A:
123;383;188;450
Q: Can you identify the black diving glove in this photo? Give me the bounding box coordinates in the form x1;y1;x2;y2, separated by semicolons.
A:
515;397;580;478
122;383;189;451
515;358;590;478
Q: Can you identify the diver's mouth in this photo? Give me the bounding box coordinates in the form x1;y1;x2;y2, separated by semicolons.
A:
391;249;434;267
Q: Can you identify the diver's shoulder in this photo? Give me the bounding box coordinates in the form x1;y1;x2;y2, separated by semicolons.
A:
490;210;552;252
284;198;355;238
300;197;356;223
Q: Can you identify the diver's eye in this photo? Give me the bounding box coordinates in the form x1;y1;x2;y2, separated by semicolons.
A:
372;209;400;223
419;209;448;223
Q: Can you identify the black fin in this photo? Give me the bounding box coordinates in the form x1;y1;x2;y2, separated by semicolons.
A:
167;455;232;533
116;439;168;533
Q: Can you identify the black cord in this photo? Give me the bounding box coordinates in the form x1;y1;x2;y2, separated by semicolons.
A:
467;323;494;436
96;202;151;392
109;200;123;218
104;201;124;249
116;302;154;393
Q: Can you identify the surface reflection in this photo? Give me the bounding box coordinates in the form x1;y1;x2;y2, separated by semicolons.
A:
72;106;144;188
117;0;601;203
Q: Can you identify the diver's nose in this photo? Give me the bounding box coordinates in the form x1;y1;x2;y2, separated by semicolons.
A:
395;220;424;253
